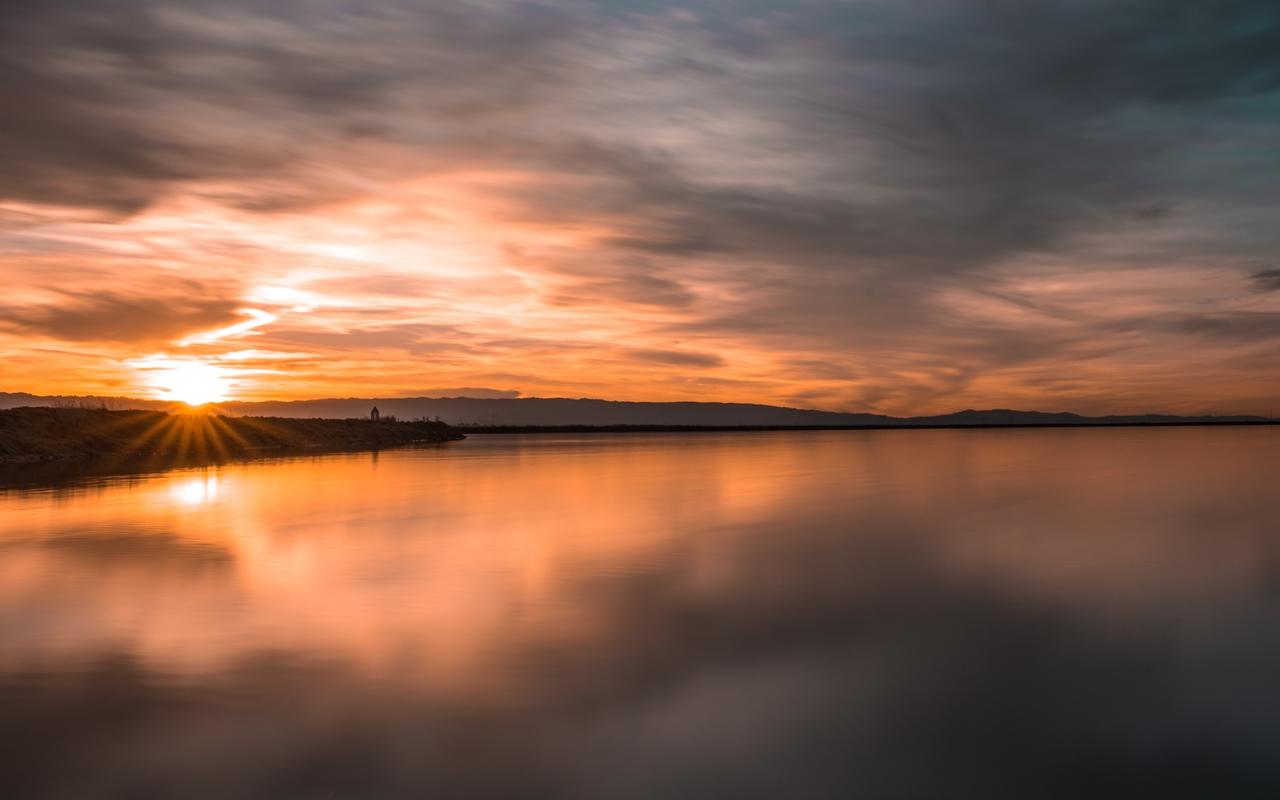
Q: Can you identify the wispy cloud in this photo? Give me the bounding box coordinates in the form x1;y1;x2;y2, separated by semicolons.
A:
179;309;277;346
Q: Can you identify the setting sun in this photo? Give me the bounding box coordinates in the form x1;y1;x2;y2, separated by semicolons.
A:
147;361;234;406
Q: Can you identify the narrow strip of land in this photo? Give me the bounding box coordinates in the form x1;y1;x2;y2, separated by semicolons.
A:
0;407;464;465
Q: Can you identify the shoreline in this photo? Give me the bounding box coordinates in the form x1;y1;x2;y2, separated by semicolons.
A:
0;440;461;489
0;407;465;466
456;420;1280;434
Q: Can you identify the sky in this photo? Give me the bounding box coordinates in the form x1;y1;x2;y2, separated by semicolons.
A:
1;0;1279;415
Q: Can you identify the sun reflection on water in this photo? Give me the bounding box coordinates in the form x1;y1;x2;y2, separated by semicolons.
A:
167;474;220;506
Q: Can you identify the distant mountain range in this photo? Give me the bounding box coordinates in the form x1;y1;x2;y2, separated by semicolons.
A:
0;392;1268;427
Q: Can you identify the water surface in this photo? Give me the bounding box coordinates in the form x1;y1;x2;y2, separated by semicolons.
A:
2;428;1279;798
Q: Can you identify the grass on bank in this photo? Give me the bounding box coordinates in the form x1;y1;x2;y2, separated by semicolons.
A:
0;406;464;464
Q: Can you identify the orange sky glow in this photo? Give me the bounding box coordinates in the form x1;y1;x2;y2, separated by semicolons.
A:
2;1;1278;415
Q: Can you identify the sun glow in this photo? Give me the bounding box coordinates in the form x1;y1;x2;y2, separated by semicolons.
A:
141;360;236;406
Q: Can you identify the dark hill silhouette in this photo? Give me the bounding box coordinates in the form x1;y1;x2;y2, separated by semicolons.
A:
0;392;1268;428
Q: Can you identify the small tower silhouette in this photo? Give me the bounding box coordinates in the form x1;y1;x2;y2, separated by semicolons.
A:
370;406;381;421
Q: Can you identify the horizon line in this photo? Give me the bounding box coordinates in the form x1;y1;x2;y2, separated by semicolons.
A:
1;389;1272;421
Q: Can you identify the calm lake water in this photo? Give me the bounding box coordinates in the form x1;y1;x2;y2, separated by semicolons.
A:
2;428;1279;799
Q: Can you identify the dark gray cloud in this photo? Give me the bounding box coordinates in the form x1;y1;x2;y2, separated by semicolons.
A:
1252;268;1280;291
465;0;1280;281
628;348;726;368
6;0;1278;267
0;0;588;213
0;1;273;213
1173;311;1280;341
0;289;241;343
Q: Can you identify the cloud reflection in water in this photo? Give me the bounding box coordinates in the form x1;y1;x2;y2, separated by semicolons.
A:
1;428;1279;798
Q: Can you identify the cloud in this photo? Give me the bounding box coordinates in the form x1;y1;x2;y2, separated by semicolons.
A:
1173;311;1280;341
1252;268;1280;292
410;387;522;399
0;3;257;214
628;348;726;368
2;0;1279;412
0;0;592;214
0;290;242;344
548;271;698;309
